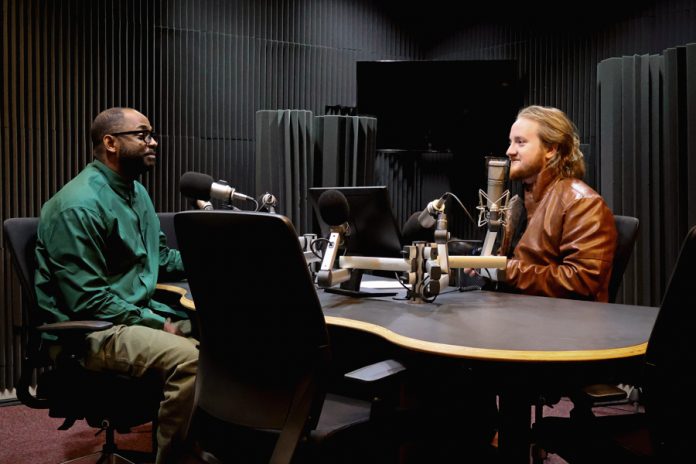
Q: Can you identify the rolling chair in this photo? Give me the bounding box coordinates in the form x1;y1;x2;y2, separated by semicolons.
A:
608;215;641;304
568;216;642;408
157;211;178;249
153;212;184;311
564;215;642;409
532;215;641;461
3;217;163;464
174;210;400;464
641;224;696;461
534;223;696;463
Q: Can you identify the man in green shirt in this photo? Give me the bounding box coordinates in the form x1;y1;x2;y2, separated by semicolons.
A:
35;107;198;464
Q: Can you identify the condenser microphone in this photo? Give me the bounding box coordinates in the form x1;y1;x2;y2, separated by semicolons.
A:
478;157;511;256
485;157;509;212
195;200;214;211
260;193;278;213
402;212;435;244
417;196;447;229
179;171;254;203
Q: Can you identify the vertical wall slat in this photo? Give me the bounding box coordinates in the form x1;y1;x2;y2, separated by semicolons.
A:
598;42;696;306
0;0;419;393
3;0;695;394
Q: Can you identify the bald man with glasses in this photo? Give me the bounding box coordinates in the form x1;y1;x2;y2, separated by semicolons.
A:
35;107;198;464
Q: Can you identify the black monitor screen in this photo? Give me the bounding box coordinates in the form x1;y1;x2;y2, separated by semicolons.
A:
357;60;521;155
309;186;402;258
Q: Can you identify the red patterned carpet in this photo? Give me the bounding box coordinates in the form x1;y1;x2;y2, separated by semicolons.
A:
0;403;153;464
1;397;641;463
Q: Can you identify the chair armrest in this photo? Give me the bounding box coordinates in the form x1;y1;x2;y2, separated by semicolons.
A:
17;321;112;409
37;320;113;335
344;359;406;383
343;359;406;421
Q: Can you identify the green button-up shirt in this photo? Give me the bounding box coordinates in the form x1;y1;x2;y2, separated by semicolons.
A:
35;160;186;329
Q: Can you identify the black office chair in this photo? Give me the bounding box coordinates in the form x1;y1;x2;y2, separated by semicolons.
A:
532;215;641;461
533;225;696;463
568;215;642;408
642;225;696;461
608;215;641;304
566;216;642;407
174;210;396;464
158;211;178;249
3;217;162;464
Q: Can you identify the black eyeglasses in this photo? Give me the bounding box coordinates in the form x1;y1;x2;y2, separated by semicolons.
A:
110;129;156;143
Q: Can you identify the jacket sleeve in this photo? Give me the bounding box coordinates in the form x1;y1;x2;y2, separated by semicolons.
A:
41;207;166;328
504;197;617;301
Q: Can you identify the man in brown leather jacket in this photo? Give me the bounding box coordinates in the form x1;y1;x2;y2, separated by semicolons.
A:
499;105;617;302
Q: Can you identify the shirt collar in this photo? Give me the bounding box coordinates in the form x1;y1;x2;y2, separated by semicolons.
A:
92;159;136;200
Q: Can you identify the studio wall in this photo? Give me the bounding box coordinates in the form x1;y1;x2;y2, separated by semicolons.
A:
2;0;696;393
0;0;420;392
423;0;696;305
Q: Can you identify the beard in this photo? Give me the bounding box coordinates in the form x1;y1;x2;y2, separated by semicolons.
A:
509;152;546;183
119;146;155;178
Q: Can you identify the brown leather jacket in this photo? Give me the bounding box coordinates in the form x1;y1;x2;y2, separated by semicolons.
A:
503;168;617;302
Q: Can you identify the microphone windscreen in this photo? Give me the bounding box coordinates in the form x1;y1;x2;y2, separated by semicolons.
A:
402;212;434;244
180;171;214;201
448;240;477;256
317;189;350;226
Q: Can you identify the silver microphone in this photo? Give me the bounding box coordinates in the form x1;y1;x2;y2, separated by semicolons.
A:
417;196;447;229
180;171;255;203
195;200;214;211
261;193;278;213
477;157;510;256
209;180;255;202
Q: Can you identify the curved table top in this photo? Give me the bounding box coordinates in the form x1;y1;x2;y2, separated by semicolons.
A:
157;282;658;363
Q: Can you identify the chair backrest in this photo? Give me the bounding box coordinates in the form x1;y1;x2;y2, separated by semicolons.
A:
174;211;329;435
607;215;640;303
644;225;696;459
3;217;41;323
5;215;179;315
157;212;178;249
4;217;55;408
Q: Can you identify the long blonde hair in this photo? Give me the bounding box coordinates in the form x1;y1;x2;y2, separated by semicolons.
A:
517;105;585;179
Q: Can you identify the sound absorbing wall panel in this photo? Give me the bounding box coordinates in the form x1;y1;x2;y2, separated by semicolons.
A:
598;43;696;306
255;113;379;236
0;0;420;393
373;150;480;240
315;115;377;187
255;109;315;234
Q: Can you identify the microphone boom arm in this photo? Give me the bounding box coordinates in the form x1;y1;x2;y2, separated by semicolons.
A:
316;230;351;287
312;187;509;302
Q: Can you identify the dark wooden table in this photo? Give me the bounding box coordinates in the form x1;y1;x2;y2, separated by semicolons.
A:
158;281;658;462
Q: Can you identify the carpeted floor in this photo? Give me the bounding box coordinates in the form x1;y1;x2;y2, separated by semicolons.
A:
0;397;640;463
0;402;154;464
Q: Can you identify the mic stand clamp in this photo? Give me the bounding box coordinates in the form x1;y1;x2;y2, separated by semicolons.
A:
317;231;351;288
404;242;442;303
299;234;320;276
434;218;449;243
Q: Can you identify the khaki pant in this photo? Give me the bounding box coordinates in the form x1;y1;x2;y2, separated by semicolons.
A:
83;324;199;464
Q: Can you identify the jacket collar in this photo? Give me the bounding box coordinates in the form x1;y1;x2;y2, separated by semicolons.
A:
531;167;560;203
523;167;560;220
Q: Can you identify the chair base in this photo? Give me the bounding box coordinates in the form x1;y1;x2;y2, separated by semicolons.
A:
61;425;155;464
63;452;135;464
